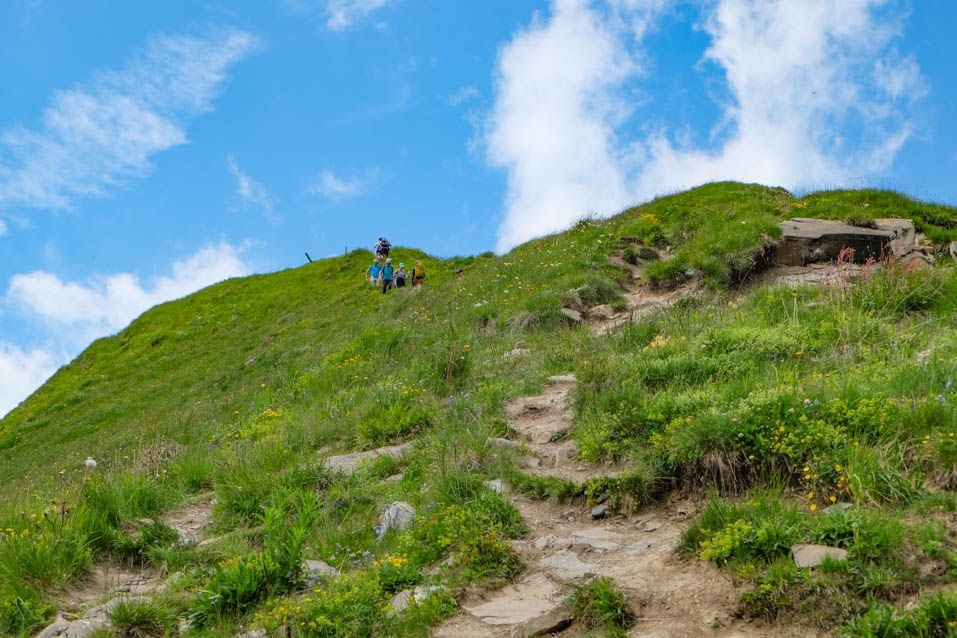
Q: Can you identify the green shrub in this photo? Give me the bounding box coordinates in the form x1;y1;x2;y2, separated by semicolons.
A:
567;576;636;634
0;585;54;637
0;516;92;589
256;569;457;637
190;493;318;626
400;490;525;585
837;593;957;637
107;599;177;637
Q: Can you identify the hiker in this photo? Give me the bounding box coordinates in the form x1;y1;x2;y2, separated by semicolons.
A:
380;258;395;293
395;263;408;288
367;262;381;285
374;237;391;262
411;260;425;287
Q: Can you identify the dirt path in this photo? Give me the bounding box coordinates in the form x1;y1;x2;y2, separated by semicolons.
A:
438;377;819;638
37;497;215;638
505;375;621;483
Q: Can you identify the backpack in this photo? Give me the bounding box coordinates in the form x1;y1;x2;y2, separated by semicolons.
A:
396;269;406;283
413;263;424;278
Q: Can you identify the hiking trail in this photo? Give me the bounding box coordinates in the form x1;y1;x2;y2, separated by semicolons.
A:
36;497;215;638
438;376;817;638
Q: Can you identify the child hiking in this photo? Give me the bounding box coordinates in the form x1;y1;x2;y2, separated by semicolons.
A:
380;258;395;293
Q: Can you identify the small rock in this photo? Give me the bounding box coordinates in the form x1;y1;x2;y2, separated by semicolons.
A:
485;479;505;493
375;502;416;538
534;535;552;550
791;543;848;568
390;585;445;614
302;558;339;580
173;526;192;545
488;437;520;449
504;348;531;359
385;473;404;482
547;374;577;384
561;308;583;323
643;521;660;532
595;493;609;505
524;456;542;469
823;502;853;514
586;304;616;321
235;630;267;638
591;503;608;520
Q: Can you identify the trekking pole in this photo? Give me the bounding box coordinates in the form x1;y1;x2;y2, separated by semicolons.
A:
305;252;313;263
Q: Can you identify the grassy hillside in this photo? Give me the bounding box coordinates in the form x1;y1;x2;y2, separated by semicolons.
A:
1;182;956;636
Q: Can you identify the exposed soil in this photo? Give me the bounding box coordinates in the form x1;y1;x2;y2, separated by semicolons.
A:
438;377;821;637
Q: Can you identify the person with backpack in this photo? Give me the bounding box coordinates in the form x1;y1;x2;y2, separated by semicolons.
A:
368;262;381;285
380;258;395;293
411;260;425;287
394;263;408;288
374;237;391;262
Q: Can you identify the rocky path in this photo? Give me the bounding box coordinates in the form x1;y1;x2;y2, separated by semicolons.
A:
438;376;817;638
503;375;620;484
576;255;702;337
36;497;215;638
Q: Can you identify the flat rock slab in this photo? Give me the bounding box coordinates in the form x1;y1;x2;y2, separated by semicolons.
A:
540;552;600;582
464;573;562;626
776;218;914;266
322;442;412;475
791;544;848;568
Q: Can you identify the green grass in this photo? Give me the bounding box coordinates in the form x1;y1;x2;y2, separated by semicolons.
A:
567;577;636;637
0;182;955;635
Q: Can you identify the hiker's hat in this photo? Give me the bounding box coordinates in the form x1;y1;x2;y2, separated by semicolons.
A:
386;258;392;263
399;263;405;268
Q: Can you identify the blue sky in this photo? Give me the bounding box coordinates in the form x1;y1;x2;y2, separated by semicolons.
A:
1;0;956;415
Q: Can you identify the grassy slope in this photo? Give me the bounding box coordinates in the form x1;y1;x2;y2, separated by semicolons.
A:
1;182;956;636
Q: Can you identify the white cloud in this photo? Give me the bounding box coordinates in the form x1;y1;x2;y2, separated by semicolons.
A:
284;0;394;31
448;85;480;106
0;29;258;213
6;241;251;342
227;155;278;219
306;168;383;200
487;0;925;251
0;342;58;417
487;0;640;252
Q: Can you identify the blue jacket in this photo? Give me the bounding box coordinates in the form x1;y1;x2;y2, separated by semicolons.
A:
369;264;381;278
381;265;395;281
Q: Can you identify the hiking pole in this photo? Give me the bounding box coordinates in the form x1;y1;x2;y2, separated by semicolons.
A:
305;252;313;263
